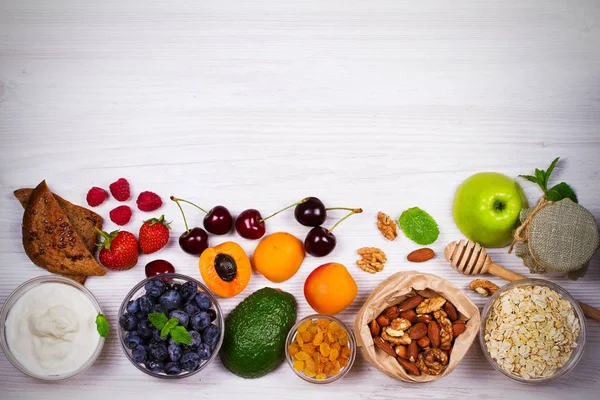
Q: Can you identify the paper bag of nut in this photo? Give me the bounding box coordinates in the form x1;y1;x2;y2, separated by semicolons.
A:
353;271;481;382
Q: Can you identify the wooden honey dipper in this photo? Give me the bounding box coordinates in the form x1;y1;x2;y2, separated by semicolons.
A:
445;239;600;323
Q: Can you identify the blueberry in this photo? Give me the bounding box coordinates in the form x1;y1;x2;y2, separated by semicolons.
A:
153;329;168;342
137;320;154;340
159;290;182;312
180;352;200;371
168;337;179;346
149;342;168;362
169;310;189;328
132;346;148;363
202;324;220;346
139;295;153;314
168;344;183;362
181;281;198;301
194;292;211;310
168;282;183;292
124;332;143;349
119;313;138;331
164;362;182;375
126;299;140;314
135;311;146;321
190;312;211;332
206;309;217;322
184;330;202;351
196;343;212;360
183;302;200;317
145;360;164;373
151;303;167;314
145;280;166;297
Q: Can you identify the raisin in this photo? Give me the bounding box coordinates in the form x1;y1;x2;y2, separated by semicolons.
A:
288;343;300;357
315;373;327;380
293;360;304;372
320;342;331;357
295;351;310;361
329;348;339;361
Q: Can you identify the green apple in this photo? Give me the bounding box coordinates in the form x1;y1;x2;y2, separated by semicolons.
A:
453;172;528;248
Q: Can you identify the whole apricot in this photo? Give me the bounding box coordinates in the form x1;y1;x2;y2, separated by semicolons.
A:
252;232;305;283
304;263;357;314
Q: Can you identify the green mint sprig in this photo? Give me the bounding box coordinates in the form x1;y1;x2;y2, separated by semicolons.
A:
518;157;578;203
147;312;192;345
96;313;109;337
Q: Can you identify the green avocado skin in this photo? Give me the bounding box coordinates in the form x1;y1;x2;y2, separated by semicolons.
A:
220;287;297;379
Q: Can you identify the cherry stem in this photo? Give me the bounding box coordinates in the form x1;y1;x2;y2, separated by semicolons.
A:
328;208;363;232
325;207;360;211
170;196;209;214
259;197;309;223
170;196;191;234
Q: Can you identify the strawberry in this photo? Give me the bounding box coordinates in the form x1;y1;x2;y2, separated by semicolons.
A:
139;215;171;254
97;229;139;270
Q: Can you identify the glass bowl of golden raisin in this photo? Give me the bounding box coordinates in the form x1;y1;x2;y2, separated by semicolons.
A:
285;314;356;384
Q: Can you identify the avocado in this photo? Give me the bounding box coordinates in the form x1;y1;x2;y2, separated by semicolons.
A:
220;287;297;378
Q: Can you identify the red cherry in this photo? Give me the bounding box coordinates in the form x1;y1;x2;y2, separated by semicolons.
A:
304;208;363;257
170;196;233;235
235;209;265;239
145;260;175;278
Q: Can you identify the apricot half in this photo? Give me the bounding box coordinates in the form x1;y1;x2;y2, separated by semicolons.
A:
304;263;357;314
199;241;251;298
252;232;305;283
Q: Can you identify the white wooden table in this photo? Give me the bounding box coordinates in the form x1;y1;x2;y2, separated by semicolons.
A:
1;1;599;399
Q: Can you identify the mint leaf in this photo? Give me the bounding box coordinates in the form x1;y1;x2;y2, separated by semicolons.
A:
543;157;560;190
398;207;439;245
170;326;192;345
96;313;109;338
546;182;578;203
534;168;546;189
148;312;168;330
161;317;179;337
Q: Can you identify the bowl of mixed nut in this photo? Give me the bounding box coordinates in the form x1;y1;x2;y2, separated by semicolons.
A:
354;271;481;382
480;279;586;383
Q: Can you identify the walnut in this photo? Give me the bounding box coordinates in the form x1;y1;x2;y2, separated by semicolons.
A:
433;309;453;351
386;317;411;337
356;247;387;273
416;296;446;315
377;212;397;241
381;330;412;345
469;279;499;297
415;353;443;376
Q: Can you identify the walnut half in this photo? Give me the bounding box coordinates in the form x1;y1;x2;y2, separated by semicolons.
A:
356;247;387;273
377;212;398;241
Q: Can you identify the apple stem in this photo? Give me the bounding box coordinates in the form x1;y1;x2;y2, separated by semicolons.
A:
259;197;309;223
169;196;209;215
328;208;363;232
170;196;191;234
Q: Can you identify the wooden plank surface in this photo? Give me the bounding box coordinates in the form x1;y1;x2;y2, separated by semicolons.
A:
0;1;599;399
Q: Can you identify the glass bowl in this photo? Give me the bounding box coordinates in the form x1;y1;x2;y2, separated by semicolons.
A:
0;275;105;381
117;273;224;379
285;314;356;384
479;279;586;384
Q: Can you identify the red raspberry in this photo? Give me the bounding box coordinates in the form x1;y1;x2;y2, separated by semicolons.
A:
136;191;163;212
86;187;107;207
109;205;133;226
109;178;131;201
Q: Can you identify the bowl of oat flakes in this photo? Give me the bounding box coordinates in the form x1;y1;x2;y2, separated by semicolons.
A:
480;279;585;383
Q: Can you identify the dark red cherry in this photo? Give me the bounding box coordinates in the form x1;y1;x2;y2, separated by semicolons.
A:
179;227;209;255
235;209;265;239
303;208;363;257
294;197;326;227
235;198;310;240
203;205;233;235
145;259;175;278
304;226;336;257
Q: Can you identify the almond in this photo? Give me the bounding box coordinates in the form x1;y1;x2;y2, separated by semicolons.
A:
369;320;380;337
416;314;433;324
408;322;427;340
406;248;434;263
395;345;408;359
374;336;397;357
452;320;466;337
408;340;418;362
397;295;423;312
376;315;390;327
428;321;441;348
397;357;421;376
400;309;418;324
417;336;431;348
383;305;400;320
444;301;458;321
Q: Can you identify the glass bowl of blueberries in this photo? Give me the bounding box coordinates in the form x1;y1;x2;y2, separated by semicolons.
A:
117;273;224;379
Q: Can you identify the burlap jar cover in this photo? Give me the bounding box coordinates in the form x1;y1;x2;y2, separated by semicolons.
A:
353;271;481;383
510;197;600;280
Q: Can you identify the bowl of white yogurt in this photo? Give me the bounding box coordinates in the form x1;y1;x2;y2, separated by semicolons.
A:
0;275;105;380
